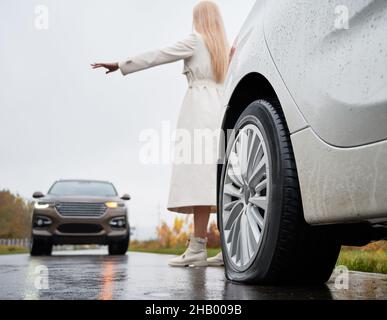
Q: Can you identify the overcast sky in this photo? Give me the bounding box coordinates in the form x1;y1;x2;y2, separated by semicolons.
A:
0;0;255;239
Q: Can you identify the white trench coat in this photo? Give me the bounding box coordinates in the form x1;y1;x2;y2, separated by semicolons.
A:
119;32;223;214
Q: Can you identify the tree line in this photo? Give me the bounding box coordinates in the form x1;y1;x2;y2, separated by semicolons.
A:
0;190;33;238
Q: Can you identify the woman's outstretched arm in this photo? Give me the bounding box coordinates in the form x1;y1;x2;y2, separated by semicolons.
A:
92;33;197;76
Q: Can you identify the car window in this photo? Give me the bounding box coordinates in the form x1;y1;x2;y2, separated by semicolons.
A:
48;181;117;197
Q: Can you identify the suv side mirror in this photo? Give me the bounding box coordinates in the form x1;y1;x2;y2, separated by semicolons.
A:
33;191;45;199
121;194;131;201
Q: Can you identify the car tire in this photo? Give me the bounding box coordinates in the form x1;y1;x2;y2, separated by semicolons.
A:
218;99;341;285
108;231;130;256
30;237;53;256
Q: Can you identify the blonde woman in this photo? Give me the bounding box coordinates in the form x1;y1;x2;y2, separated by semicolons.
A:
92;1;228;267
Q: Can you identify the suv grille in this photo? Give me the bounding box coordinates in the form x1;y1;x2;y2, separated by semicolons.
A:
56;202;107;217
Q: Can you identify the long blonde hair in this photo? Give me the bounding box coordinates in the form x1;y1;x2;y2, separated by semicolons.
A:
193;1;229;84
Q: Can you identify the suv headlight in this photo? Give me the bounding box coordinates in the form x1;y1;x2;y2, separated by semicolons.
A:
105;202;125;209
34;202;54;210
105;201;118;209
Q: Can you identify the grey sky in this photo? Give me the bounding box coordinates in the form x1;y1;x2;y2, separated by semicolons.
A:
0;0;255;239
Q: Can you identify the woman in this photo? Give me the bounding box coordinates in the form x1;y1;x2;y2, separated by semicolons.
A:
92;1;228;267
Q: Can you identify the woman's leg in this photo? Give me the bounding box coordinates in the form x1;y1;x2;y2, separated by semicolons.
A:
194;206;224;267
168;206;210;267
193;206;211;238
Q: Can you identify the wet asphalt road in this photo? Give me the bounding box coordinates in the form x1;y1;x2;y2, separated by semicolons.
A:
0;249;385;300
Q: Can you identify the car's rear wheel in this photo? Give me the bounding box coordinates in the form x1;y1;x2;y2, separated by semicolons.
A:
108;231;130;255
30;237;53;256
218;100;341;285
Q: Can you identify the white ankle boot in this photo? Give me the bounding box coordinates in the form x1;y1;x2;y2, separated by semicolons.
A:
207;252;224;267
169;237;208;267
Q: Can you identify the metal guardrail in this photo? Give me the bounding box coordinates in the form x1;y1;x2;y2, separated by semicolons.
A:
0;238;31;248
0;239;99;251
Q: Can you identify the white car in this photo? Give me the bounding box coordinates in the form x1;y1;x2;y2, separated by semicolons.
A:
218;0;387;284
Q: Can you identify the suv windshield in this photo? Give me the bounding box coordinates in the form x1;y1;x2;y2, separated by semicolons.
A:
48;181;117;197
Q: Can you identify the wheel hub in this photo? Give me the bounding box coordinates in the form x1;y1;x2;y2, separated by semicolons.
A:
243;187;250;204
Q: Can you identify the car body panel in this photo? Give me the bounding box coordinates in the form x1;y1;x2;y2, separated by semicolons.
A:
222;0;387;225
264;0;387;147
292;128;387;224
32;206;128;240
222;0;308;134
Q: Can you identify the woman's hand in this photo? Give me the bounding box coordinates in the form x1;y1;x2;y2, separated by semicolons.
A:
91;62;119;74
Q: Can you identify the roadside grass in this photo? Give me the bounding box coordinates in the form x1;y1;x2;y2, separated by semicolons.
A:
337;245;387;274
0;245;28;255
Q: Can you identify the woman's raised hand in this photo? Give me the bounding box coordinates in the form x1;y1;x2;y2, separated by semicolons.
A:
91;62;119;74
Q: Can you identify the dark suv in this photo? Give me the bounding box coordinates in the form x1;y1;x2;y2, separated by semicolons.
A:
31;180;131;256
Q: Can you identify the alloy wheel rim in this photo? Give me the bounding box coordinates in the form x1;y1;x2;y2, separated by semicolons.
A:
222;124;270;269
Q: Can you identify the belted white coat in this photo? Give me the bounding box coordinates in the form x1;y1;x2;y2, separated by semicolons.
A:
119;32;223;214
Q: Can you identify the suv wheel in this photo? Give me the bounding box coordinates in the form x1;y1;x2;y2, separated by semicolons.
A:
30;237;53;256
218;100;341;285
108;231;130;255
